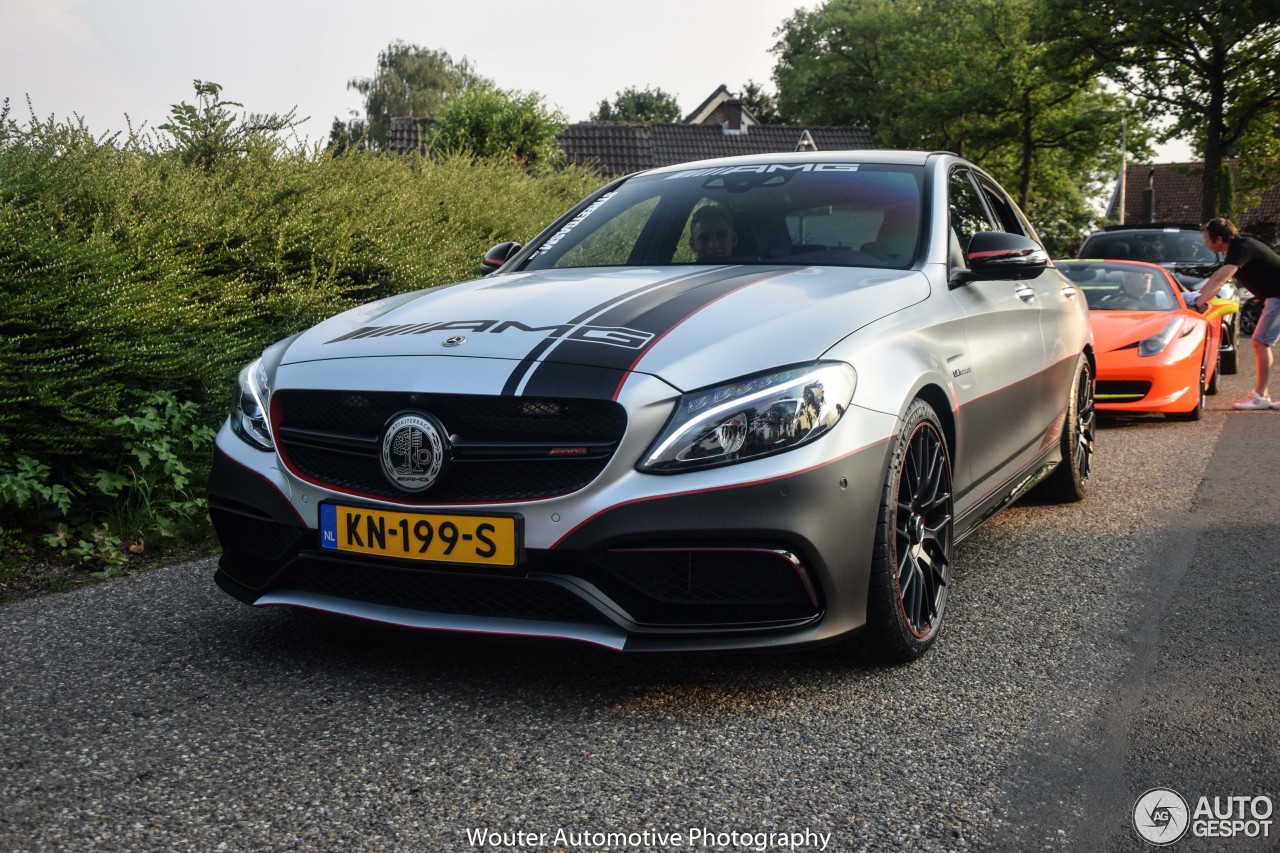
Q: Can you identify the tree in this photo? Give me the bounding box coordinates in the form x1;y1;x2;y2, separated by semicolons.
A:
590;86;682;122
159;80;302;170
431;85;567;169
1048;0;1280;221
772;0;1148;249
740;80;785;124
341;42;488;149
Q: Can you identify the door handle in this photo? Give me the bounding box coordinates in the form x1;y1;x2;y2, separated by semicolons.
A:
1015;285;1036;303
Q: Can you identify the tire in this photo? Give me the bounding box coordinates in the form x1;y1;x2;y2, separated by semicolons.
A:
851;399;954;663
1221;316;1239;375
1206;348;1220;396
1240;298;1260;337
1035;355;1095;503
1167;358;1205;421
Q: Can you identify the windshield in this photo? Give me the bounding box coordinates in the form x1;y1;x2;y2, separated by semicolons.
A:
1079;229;1219;265
521;163;925;271
1058;262;1181;312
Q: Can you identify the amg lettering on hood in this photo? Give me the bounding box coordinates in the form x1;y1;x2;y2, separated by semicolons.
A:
325;319;655;350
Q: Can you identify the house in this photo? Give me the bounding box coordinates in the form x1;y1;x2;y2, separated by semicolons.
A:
388;84;874;175
1108;161;1280;243
558;84;874;176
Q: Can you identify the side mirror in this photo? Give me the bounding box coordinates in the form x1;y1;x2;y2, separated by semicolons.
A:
1203;297;1239;322
480;241;522;275
954;231;1049;283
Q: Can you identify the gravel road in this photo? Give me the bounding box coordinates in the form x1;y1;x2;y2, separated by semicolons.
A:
3;365;1277;852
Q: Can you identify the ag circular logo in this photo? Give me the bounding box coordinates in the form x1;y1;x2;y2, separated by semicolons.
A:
381;413;448;492
1134;788;1190;845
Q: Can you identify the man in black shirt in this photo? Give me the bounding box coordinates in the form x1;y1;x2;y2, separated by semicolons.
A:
1198;218;1280;410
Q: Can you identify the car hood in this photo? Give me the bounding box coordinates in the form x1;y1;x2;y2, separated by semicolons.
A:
279;265;929;392
1090;309;1194;352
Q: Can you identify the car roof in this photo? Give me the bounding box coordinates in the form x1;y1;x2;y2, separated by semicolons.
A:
640;150;944;177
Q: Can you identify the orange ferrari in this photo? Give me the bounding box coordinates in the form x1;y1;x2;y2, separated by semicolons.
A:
1057;259;1227;421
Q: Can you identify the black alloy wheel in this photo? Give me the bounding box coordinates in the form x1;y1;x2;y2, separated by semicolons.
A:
1207;349;1220;396
1037;356;1095;502
854;399;953;662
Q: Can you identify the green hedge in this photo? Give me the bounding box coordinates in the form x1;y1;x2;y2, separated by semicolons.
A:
0;112;601;551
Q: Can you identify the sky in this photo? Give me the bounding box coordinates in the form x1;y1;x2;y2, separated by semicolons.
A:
0;0;1193;160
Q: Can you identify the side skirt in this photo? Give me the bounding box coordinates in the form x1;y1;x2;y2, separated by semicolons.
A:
953;455;1060;544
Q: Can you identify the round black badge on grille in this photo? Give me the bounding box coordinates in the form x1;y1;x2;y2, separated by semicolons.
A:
380;413;449;492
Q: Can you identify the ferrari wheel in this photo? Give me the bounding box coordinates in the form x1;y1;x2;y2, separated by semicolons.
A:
853;399;953;662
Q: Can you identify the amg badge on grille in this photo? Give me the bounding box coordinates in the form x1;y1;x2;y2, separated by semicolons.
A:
380;413;448;492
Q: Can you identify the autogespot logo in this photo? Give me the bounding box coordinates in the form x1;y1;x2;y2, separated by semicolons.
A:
1134;788;1190;845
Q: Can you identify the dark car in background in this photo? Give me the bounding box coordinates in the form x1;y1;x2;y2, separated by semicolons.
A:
1079;224;1239;373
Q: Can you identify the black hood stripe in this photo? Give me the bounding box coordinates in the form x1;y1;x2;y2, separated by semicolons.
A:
500;265;793;397
498;268;714;397
506;266;793;399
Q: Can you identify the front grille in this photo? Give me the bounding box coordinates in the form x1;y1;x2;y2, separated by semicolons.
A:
1096;380;1152;402
276;557;613;626
210;502;310;587
599;549;813;605
585;547;820;626
273;390;626;503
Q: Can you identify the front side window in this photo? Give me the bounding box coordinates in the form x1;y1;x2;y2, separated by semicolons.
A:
520;163;925;271
948;168;997;254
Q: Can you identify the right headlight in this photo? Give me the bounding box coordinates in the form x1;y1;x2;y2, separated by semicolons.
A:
1138;318;1193;357
230;356;273;450
638;362;855;474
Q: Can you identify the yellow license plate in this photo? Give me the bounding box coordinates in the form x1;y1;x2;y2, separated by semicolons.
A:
319;504;520;567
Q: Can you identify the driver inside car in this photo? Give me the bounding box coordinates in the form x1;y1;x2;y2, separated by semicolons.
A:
689;204;740;262
1100;270;1170;310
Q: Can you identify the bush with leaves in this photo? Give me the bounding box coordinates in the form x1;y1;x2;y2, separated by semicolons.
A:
0;393;215;572
0;83;602;568
431;84;567;169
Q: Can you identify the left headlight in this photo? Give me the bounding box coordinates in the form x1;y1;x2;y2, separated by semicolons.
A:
1138;318;1194;357
639;362;856;474
230;357;273;450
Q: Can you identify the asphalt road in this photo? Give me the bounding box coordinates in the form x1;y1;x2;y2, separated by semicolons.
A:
2;360;1278;852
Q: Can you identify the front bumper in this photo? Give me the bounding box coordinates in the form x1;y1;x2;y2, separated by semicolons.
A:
1095;349;1202;414
209;430;893;651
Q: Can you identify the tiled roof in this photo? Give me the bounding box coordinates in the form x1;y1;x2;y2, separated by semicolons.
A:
388;118;427;155
1110;161;1280;243
557;123;875;177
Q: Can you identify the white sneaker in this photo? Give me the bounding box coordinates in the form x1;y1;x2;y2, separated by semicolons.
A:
1233;392;1274;410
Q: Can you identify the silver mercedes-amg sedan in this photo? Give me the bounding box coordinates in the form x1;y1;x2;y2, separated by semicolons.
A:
210;151;1095;661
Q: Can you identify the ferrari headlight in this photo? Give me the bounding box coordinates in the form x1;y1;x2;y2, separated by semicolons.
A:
1138;318;1193;357
230;357;273;450
639;362;855;473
